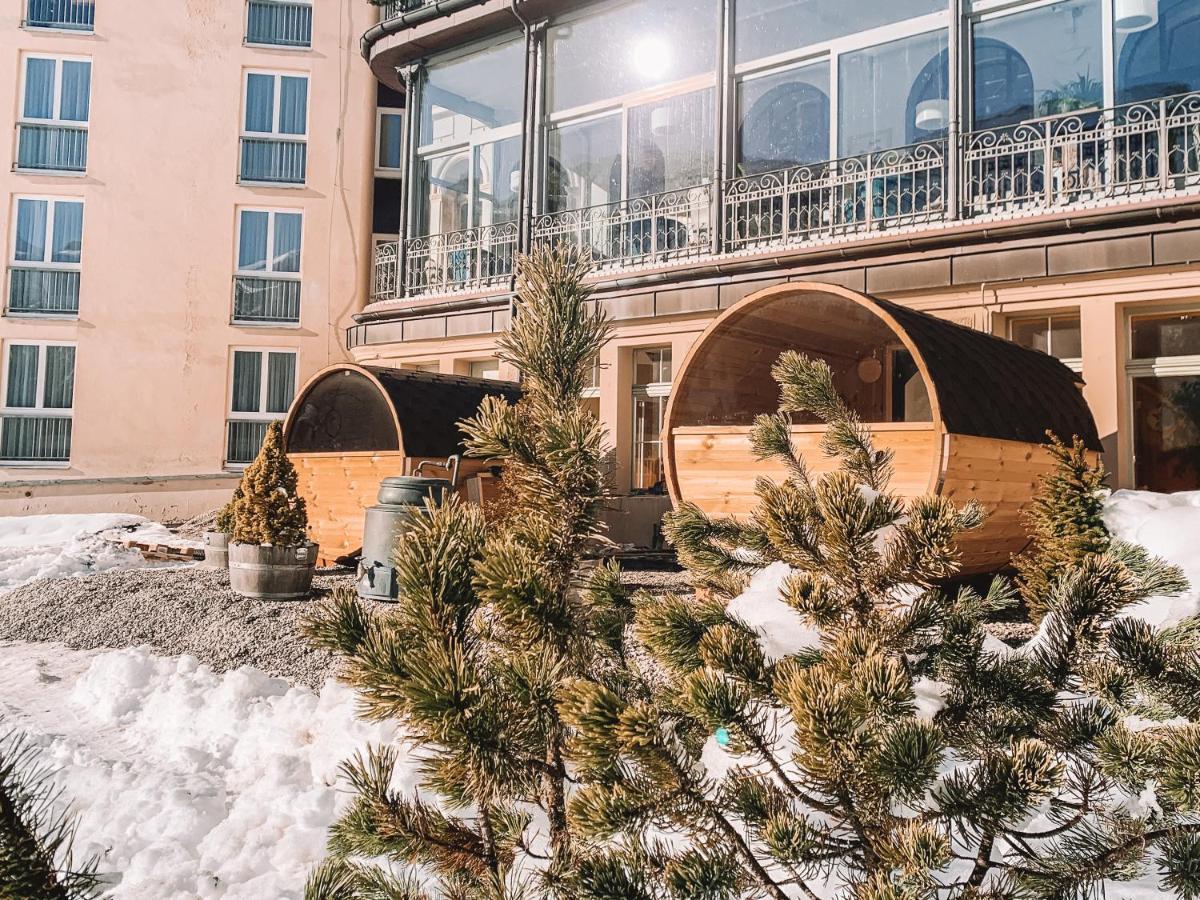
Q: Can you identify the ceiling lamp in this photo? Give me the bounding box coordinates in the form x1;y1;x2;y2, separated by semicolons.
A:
915;98;949;132
1115;0;1158;31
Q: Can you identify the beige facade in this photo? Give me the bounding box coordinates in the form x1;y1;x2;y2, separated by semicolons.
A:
0;0;378;520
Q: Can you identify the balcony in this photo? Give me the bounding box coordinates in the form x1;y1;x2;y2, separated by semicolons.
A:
24;0;94;31
246;0;312;48
371;91;1200;304
0;414;72;464
15;124;88;174
380;0;432;20
7;267;80;316
233;275;301;325
226;420;270;466
238;137;307;186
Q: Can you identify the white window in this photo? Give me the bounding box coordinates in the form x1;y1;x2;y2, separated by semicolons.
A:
226;348;298;465
377;108;405;177
7;196;84;316
243;71;309;138
245;0;313;49
468;359;501;380
25;0;95;32
1;340;75;464
631;347;672;493
20;55;91;125
233;210;302;324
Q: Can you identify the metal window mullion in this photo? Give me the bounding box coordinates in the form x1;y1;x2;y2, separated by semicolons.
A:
1101;0;1115;111
947;0;964;220
51;59;62;123
265;211;277;274
42;201;56;265
714;0;732;256
34;344;47;412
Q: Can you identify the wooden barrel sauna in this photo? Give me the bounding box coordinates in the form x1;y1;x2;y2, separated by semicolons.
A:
283;364;521;565
664;283;1101;574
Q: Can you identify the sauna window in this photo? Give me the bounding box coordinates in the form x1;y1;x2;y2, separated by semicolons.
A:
632;347;672;493
1010;314;1083;372
1129;311;1200;492
889;348;932;423
285;369;400;455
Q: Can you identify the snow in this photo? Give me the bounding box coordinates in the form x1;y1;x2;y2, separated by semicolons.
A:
0;514;197;594
1104;490;1200;627
911;677;949;721
0;642;414;899
726;561;823;662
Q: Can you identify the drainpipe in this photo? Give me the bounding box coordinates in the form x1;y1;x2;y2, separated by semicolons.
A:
947;0;964;221
394;63;421;301
509;0;543;262
713;0;732;257
361;0;491;61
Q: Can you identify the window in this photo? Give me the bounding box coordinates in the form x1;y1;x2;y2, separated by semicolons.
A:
631;347;672;493
17;55;90;173
1116;0;1200;103
738;62;831;176
226;349;297;465
1;341;75;464
245;0;312;49
233;209;302;324
404;362;441;374
467;359;501;381
1009;313;1083;372
377;109;404;177
240;72;308;185
1127;311;1200;492
583;357;601;420
8;197;83;316
972;0;1104;131
25;0;94;31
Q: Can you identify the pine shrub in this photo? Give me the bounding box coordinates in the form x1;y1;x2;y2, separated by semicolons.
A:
229;421;308;547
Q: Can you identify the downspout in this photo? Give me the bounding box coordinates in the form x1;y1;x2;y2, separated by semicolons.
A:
510;0;534;258
361;0;490;61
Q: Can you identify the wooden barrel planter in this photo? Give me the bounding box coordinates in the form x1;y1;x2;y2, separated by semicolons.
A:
664;283;1102;574
283;364;521;565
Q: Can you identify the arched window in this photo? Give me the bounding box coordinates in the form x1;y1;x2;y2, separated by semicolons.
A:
738;72;831;175
972;38;1035;129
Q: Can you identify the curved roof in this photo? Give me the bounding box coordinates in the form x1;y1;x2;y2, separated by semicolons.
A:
668;283;1101;451
285;364;522;458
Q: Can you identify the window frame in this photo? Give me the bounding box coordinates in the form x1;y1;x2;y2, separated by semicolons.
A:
18;53;92;127
376;107;405;178
227;347;299;423
240;69;310;140
22;0;96;33
1007;311;1083;373
1;340;76;415
8;195;85;272
630;346;673;492
243;0;314;51
234;207;304;279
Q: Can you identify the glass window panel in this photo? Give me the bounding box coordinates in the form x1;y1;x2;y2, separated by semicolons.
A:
5;346;39;409
1051;316;1083;360
420;38;525;148
231;350;263;413
245;73;275;133
468;359;500;380
42;346;75;409
632;394;667;491
23;58;55;120
472;136;522;227
1131;312;1200;358
1133;374;1200;491
417;151;471;237
238;211;270;271
547;0;718;113
1011;317;1051;354
50;201;83;265
378;112;404;169
839;29;949;156
14;199;48;263
546;115;623;213
633;348;672;385
972;0;1103;130
59;60;90;122
272;213;302;273
278;76;308;135
1116;0;1200;103
737;61;831;175
627;88;715;196
266;352;296;414
735;0;945;65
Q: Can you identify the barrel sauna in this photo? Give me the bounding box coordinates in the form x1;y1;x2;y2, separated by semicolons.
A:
283;364;521;565
664;283;1101;574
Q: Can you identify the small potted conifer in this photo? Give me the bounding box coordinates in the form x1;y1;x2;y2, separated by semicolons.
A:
227;422;318;600
201;487;240;569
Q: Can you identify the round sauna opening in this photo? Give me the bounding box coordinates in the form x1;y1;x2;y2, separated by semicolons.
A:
665;283;1103;575
665;285;944;516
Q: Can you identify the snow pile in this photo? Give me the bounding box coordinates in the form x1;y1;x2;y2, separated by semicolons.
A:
0;514;194;593
726;562;822;662
1104;490;1200;626
0;643;415;899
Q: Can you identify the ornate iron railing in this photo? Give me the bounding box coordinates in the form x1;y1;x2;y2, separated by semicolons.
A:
0;413;72;463
233;275;301;324
380;0;429;20
246;0;312;47
404;223;519;297
533;184;715;273
7;267;80;315
724;142;946;254
15;124;88;173
369;92;1200;302
963;92;1200;217
24;0;93;30
239;137;307;185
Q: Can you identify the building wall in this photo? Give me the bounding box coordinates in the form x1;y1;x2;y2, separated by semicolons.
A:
0;0;378;520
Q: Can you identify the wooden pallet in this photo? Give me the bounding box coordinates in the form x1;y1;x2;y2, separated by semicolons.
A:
115;537;205;563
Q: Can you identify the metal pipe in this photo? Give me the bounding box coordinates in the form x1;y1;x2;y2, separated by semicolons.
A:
510;0;534;257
